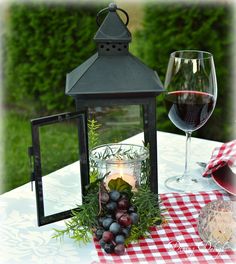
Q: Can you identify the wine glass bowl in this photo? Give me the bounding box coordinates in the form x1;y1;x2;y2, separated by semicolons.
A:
164;50;217;192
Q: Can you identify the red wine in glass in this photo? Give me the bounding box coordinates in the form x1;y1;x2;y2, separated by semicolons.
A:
165;91;215;132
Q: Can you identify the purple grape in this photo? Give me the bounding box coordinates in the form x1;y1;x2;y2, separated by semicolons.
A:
104;243;115;253
121;227;131;238
106;201;117;211
109;222;121;235
117;198;129;210
102;217;113;230
115;234;125;244
102;231;114;242
109;190;121;201
114;244;125;255
95;228;104;240
115;210;126;221
130;212;139;224
119;214;131;227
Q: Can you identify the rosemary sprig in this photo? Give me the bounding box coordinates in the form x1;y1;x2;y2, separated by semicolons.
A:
92;144;144;161
88;119;101;150
88;119;101;183
52;180;165;246
125;184;165;245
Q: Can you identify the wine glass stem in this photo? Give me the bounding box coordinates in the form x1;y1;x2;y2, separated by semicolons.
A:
183;131;192;178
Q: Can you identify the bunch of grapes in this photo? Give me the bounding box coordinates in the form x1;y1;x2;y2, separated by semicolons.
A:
94;189;139;255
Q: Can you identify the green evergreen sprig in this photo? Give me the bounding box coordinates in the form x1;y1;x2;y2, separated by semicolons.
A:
92;144;145;161
52;179;165;245
88;119;101;183
125;184;165;245
88;119;101;150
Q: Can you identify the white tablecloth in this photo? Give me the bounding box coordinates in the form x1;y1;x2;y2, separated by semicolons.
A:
0;131;223;264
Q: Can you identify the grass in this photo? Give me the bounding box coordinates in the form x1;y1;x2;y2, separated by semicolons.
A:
39;120;79;176
3;110;32;193
2;105;143;194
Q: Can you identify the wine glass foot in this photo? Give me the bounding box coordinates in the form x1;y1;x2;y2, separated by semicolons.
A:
165;174;211;192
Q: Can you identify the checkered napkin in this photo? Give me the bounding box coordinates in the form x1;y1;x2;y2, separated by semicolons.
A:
93;190;236;264
203;140;236;176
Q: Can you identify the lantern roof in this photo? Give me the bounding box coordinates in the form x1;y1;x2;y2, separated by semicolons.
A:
66;53;163;97
65;3;163;98
94;3;131;43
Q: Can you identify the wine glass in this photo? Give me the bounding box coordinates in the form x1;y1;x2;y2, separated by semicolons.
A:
164;50;217;192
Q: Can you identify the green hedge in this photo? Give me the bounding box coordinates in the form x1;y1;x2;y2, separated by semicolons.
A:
5;2;233;141
133;3;233;141
5;3;100;113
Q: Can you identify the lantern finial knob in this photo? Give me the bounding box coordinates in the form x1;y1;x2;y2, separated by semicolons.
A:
108;3;117;12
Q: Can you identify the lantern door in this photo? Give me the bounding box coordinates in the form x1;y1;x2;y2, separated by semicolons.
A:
29;111;89;226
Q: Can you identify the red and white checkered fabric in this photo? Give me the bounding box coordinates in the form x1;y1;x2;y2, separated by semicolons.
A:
93;190;236;264
203;140;236;176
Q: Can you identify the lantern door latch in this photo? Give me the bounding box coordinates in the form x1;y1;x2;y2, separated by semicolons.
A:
28;146;35;191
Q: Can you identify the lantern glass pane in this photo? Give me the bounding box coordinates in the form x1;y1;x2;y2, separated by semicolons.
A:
39;119;82;216
88;105;144;145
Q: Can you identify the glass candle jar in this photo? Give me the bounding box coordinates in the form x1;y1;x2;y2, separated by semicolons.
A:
90;143;149;190
197;200;236;250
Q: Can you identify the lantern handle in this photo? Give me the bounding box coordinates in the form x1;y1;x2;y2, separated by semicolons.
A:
96;3;129;27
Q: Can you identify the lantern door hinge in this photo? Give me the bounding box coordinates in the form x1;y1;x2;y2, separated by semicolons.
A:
28;146;35;191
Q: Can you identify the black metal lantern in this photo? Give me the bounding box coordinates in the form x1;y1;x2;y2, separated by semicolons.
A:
29;3;163;226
